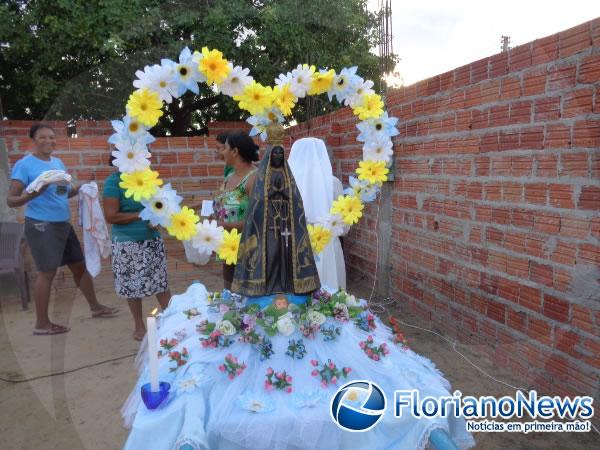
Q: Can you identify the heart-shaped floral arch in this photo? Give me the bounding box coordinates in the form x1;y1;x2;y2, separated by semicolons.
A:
108;47;399;264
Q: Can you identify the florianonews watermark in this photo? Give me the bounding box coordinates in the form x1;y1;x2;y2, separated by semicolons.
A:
394;389;594;433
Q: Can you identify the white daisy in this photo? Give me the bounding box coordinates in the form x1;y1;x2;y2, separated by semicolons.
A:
219;64;253;97
363;138;394;163
111;142;151;173
289;64;314;98
177;374;202;393
328;66;360;103
164;47;206;96
133;64;178;104
191;219;224;255
344;78;375;107
318;213;349;237
140;183;183;227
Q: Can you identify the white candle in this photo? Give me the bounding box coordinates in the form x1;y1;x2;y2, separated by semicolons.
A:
147;310;159;392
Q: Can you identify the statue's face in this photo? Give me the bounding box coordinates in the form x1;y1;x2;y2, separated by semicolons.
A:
270;146;285;168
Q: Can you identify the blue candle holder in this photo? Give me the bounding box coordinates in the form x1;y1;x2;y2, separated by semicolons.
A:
141;382;171;410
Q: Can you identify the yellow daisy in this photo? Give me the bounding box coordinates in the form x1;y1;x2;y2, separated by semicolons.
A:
198;47;231;85
234;81;274;116
126;88;164;127
352;93;384;120
167;206;200;241
309;69;335;95
331;195;364;225
217;228;242;265
273;83;297;116
307;224;332;255
119;169;163;202
356;160;389;185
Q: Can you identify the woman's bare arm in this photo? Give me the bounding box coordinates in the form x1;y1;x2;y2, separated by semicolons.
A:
6;180;46;208
103;197;141;224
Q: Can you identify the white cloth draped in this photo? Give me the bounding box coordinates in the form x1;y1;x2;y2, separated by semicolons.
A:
78;182;110;277
288;138;346;290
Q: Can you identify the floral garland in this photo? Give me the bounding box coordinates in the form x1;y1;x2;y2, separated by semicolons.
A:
108;47;399;263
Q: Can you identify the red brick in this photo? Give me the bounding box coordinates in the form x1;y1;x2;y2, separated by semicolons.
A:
553;268;572;293
488;105;510;127
527;317;553;346
548;183;575;208
543;295;570;323
577;243;600;265
507;309;527;333
474;157;490;175
479;132;499;152
549;240;576;265
533;96;561;121
560;152;589;177
523;67;547;96
487;300;506;324
500;76;521;100
490;156;511;176
532;34;559;64
512;208;534;229
530;261;554;287
547;64;577;92
502;182;523;202
562;88;594;118
578;185;600;210
509;101;532;124
470;58;489;83
578;54;600;83
559;215;590;239
520;286;542;312
454;65;470;88
572;120;600;148
533;212;561;234
509;44;532;72
489;52;509;78
535;154;558;177
571;305;596;335
558;22;592;57
544;123;571;148
511;156;533;176
499;130;519;151
525;183;547;205
591;217;600;240
519;127;544;150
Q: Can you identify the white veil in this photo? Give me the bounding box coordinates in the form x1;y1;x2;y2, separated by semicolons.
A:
288;137;333;224
288;137;346;290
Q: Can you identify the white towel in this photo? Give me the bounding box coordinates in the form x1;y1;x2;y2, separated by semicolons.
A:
25;169;72;193
78;182;111;277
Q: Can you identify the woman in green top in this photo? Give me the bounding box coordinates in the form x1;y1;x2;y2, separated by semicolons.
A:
103;156;171;341
213;132;259;289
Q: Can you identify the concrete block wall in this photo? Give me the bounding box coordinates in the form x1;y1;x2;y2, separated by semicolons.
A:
285;19;600;401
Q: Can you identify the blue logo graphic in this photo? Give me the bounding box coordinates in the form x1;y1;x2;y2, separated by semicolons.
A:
330;380;387;432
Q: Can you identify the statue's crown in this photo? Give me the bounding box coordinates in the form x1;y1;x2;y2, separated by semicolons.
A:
266;122;285;146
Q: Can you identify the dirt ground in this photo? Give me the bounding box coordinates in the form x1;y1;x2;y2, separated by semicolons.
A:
0;268;597;450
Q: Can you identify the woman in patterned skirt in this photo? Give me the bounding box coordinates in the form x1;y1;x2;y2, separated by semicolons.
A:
103;157;171;341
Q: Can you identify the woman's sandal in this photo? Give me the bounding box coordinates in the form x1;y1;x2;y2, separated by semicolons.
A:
33;323;71;336
91;306;119;318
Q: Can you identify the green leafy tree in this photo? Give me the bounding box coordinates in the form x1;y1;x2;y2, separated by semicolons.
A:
0;0;395;135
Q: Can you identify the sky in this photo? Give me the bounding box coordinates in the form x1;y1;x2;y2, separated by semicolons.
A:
368;0;600;86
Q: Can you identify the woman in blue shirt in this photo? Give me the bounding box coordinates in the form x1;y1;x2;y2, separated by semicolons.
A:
7;124;118;335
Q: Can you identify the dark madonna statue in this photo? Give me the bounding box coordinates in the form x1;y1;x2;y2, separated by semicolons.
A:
232;146;320;296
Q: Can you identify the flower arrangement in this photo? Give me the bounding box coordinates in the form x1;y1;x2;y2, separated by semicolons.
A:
355;311;377;332
264;368;293;393
159;337;179;355
285;339;307;359
200;329;233;349
108;47;398;262
320;325;342;341
168;347;189;372
359;336;390;361
183;308;200;319
258;338;275;361
218;354;247;380
310;359;352;388
389;316;409;349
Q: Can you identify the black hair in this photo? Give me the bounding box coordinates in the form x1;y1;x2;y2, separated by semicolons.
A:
29;123;55;139
226;131;259;163
216;133;229;144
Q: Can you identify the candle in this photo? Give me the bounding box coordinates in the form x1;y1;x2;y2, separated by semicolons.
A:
147;308;159;392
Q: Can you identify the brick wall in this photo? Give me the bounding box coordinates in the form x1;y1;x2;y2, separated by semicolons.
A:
1;19;598;401
285;19;600;401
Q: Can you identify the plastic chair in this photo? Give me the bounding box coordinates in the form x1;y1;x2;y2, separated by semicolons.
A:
0;222;30;309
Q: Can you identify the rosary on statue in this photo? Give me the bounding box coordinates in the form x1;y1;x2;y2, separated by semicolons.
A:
271;199;292;248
